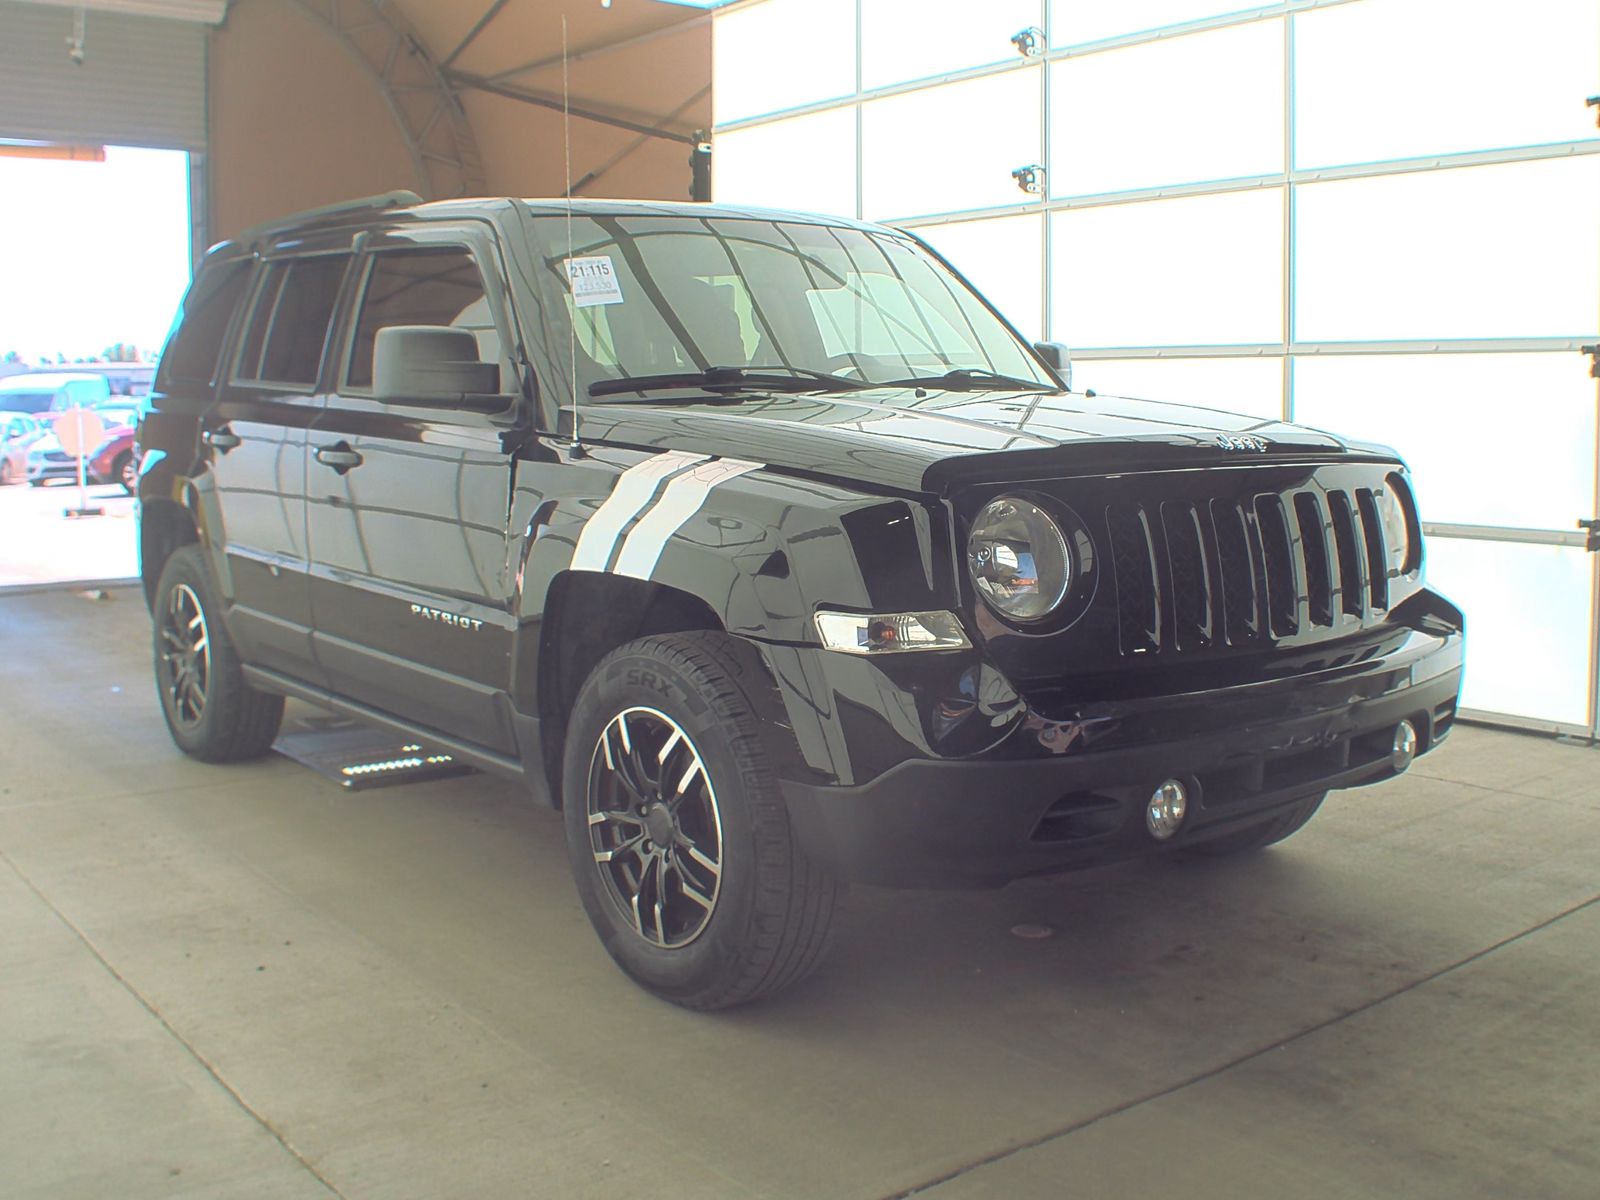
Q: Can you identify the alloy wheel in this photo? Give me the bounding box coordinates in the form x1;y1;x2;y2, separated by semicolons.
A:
159;583;210;728
586;706;724;948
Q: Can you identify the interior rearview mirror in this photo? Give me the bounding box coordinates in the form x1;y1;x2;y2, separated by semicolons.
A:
373;325;501;405
1033;341;1072;391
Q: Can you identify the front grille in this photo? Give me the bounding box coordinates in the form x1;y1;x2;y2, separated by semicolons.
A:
1104;481;1391;657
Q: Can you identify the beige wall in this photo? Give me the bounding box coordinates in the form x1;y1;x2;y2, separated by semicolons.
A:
208;0;711;244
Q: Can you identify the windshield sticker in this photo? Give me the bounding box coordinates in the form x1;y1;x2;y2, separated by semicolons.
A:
565;256;624;308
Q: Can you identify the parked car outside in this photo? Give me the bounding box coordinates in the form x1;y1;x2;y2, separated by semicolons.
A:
138;192;1464;1009
0;412;46;485
25;410;139;491
0;372;113;415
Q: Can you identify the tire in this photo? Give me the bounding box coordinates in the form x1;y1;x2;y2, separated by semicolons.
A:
1185;792;1327;857
0;460;11;486
152;545;284;762
114;451;137;494
28;478;46;487
562;632;841;1010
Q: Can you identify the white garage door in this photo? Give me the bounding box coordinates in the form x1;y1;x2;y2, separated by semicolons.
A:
711;0;1600;737
0;0;207;151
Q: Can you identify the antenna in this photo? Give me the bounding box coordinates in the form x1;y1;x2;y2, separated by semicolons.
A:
563;14;584;456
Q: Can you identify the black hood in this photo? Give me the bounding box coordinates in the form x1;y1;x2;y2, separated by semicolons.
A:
573;387;1386;495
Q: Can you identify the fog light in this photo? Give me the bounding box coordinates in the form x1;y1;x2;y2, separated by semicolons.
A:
1391;720;1418;772
1146;779;1188;841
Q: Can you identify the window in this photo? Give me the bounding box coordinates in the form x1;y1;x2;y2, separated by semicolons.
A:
533;215;1049;396
156;259;250;390
235;255;350;387
345;247;497;389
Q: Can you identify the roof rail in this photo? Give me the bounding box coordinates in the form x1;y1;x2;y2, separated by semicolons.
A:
238;190;424;243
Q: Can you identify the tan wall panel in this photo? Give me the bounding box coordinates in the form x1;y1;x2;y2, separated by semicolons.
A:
208;0;420;240
208;0;712;241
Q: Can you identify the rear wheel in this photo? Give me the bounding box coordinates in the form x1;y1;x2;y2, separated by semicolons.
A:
1185;792;1327;857
152;545;284;762
562;632;840;1010
114;451;137;494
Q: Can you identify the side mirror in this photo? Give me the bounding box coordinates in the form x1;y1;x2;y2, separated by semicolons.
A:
373;326;501;406
1033;341;1072;391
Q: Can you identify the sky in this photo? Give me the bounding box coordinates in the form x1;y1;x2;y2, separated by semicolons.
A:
0;145;192;364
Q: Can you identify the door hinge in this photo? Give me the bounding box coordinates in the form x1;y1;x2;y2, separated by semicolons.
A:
1584;344;1599;378
1580;518;1600;553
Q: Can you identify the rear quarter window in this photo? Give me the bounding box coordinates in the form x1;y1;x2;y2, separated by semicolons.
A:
156;260;252;391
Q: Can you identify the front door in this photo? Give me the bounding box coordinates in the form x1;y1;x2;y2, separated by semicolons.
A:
305;225;522;754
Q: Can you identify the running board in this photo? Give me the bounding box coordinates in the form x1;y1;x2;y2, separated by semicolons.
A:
242;664;528;784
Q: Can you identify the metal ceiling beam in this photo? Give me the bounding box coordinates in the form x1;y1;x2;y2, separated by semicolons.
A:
445;70;699;145
569;85;710;195
440;0;512;69
281;0;485;201
481;13;713;85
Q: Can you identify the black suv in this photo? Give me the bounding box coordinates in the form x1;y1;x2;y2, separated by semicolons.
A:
138;191;1464;1009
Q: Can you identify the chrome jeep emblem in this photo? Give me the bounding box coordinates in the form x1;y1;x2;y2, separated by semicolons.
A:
1215;434;1269;453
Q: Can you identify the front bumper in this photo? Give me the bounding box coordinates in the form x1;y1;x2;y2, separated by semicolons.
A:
777;626;1463;888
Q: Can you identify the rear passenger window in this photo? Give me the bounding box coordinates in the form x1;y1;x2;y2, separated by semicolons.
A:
345;247;501;389
156;260;251;390
235;255;350;387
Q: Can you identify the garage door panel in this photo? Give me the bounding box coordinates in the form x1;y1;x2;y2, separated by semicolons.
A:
1293;353;1598;534
862;0;1042;91
1049;19;1283;197
713;0;856;125
1049;0;1259;46
714;108;858;221
1295;157;1600;343
1050;188;1282;347
1425;539;1595;729
861;71;1042;220
0;0;204;150
1295;0;1600;169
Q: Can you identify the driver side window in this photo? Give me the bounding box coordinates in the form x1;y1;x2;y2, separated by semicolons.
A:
343;246;508;391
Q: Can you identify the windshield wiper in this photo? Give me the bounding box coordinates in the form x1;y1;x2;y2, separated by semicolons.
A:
873;367;1058;393
589;365;867;399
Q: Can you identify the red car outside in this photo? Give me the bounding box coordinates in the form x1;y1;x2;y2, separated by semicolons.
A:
90;422;140;493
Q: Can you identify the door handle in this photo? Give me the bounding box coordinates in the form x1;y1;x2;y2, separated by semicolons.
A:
204;428;240;451
315;442;364;474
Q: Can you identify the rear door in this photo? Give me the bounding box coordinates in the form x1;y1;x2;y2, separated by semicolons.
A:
204;237;354;683
305;222;523;753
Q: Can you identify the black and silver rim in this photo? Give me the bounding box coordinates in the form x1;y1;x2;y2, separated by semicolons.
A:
120;455;138;490
586;706;723;948
159;583;210;728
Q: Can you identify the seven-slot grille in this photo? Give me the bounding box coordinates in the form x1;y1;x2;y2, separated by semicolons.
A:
1105;483;1391;656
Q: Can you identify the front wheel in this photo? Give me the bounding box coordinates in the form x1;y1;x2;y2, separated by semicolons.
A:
1184;792;1327;857
152;545;284;762
562;632;840;1010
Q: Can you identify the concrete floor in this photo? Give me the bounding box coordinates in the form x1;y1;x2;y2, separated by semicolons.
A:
2;584;1597;1200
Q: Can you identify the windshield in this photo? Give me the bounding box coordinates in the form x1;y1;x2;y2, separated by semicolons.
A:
0;390;54;415
527;214;1053;400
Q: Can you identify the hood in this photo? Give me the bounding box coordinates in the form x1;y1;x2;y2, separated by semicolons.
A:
574;387;1386;495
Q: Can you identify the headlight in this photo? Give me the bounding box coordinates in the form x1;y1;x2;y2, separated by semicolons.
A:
1376;474;1418;576
967;496;1071;622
